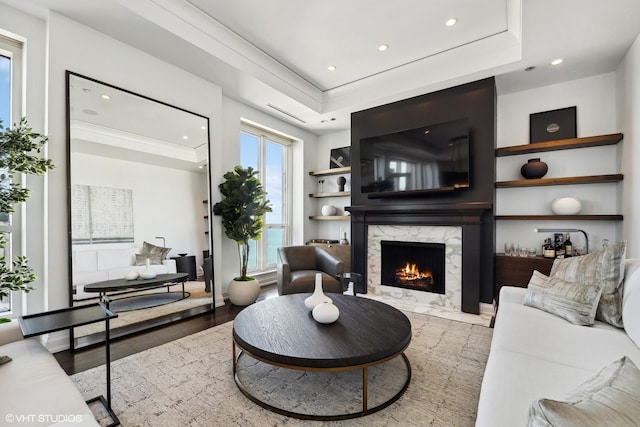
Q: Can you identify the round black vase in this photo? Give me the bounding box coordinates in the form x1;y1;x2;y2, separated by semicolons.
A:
520;158;548;179
337;176;347;192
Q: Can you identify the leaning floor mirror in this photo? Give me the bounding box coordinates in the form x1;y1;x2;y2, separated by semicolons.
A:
66;71;214;350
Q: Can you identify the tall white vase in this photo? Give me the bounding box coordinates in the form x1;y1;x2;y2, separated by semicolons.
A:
140;258;157;279
304;273;332;310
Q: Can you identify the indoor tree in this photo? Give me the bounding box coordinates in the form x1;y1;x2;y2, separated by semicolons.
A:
0;118;54;304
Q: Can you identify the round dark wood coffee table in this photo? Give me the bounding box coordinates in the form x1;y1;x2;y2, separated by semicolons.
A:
232;294;412;420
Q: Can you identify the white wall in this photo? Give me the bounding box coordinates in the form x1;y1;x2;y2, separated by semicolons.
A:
496;73;622;254
71;153;208;261
314;130;352;243
617;34;640;258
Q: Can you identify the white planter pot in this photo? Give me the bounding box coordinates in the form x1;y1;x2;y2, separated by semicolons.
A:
228;277;260;306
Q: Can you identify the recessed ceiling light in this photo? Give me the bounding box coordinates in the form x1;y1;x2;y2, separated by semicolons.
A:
82;109;98;116
200;125;207;130
182;135;189;140
82;88;91;93
551;58;563;65
525;66;536;72
101;94;111;100
327;65;336;71
445;18;458;27
378;44;388;51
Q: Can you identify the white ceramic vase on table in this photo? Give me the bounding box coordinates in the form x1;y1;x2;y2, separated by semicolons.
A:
305;273;332;310
140;258;157;279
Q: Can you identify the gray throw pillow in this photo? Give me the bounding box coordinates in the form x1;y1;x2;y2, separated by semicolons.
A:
527;356;640;427
141;241;171;260
550;241;626;328
135;254;162;266
523;270;603;326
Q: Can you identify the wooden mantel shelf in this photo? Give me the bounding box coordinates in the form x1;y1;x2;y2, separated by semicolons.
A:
495;133;623;157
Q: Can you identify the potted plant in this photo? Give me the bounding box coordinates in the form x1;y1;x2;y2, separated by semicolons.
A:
213;165;271;305
0;118;54;317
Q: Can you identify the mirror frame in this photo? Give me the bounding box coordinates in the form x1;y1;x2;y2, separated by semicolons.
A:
65;71;214;350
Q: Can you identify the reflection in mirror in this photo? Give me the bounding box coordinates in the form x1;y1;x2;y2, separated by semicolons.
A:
66;72;213;349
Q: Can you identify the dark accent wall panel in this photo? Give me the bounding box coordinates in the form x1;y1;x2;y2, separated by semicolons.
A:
350;77;496;305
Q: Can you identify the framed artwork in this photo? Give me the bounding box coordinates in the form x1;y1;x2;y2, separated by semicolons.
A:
530;106;577;143
330;146;350;169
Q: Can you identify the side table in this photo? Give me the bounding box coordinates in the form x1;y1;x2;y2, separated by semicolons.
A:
19;303;120;427
172;255;197;280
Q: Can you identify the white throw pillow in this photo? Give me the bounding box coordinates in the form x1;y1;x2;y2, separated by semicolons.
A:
527;356;640;427
622;260;640;348
550;241;627;328
523;270;602;326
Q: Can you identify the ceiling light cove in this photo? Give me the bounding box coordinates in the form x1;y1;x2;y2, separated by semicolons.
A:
327;65;336;71
445;17;458;27
551;58;564;65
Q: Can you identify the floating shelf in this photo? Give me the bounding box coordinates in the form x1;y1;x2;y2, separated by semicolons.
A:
309;191;351;198
309;166;351;177
495;133;623;157
496;174;623;188
495;215;623;221
308;215;351;221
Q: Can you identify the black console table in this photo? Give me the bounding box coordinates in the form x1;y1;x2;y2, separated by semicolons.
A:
172;255;197;280
19;303;120;426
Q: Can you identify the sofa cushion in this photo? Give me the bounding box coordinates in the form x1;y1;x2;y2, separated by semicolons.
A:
524;270;602;326
0;339;99;426
96;247;137;271
74;250;98;273
134;253;162;265
527;356;640;427
550;241;626;328
141;241;171;260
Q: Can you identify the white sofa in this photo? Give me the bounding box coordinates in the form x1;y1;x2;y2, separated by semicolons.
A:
72;247;177;300
476;259;640;426
0;322;99;426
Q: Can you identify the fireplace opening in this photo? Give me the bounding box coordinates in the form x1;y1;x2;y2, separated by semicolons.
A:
381;241;446;294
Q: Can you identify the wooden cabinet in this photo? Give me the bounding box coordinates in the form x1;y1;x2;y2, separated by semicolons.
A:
494;254;554;302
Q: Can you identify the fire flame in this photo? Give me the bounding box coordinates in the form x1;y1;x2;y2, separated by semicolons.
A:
396;262;433;282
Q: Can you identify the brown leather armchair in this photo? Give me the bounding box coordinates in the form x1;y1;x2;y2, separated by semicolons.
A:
277;246;345;295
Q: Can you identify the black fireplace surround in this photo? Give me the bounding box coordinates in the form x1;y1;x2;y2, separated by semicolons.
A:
347;78;496;314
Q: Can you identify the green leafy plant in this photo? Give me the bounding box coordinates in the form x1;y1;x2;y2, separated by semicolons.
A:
0;118;54;300
213;165;271;280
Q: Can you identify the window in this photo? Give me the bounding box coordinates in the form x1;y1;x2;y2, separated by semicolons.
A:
0;34;24;315
240;122;292;274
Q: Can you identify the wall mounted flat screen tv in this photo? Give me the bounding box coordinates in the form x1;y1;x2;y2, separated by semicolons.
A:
360;118;470;197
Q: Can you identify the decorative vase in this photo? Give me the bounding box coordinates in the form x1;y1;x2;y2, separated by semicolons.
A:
312;302;340;324
551;197;582;215
124;271;139;281
139;258;157;279
304;273;332;310
337;176;347;192
228;277;260;306
321;205;337;216
520;158;548;179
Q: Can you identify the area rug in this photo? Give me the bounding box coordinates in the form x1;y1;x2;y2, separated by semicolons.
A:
71;312;493;426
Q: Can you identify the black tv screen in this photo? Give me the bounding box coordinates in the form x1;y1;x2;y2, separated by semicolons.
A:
360;118;470;196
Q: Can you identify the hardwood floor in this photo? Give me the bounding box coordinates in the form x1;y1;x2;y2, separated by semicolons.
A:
54;285;279;375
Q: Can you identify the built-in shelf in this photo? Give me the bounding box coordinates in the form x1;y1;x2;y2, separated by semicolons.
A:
309;166;351;177
309;191;351;198
495;215;623;221
308;215;351;221
496;174;623;188
495;133;623;157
